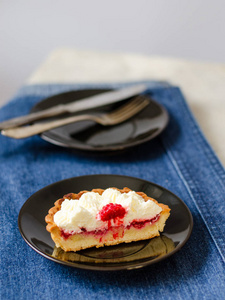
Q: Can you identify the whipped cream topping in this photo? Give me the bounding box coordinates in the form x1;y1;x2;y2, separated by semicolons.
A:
54;188;162;233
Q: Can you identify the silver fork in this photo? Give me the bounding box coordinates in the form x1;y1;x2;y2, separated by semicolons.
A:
1;96;149;139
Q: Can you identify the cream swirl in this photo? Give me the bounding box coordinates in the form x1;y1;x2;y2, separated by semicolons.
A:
54;188;162;233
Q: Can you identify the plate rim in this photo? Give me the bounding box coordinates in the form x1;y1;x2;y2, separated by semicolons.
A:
31;89;169;151
18;174;193;271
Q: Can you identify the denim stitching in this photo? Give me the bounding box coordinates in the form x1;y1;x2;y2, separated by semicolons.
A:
162;138;225;264
170;88;225;189
160;87;225;261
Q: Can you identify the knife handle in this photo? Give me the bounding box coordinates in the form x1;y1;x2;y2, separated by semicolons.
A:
0;104;67;130
1;114;96;139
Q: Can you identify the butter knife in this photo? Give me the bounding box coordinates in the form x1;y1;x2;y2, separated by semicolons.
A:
0;84;147;130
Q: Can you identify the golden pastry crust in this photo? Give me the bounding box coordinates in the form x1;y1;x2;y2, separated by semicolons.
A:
45;187;170;252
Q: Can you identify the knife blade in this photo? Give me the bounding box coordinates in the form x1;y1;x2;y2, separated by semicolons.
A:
0;84;147;130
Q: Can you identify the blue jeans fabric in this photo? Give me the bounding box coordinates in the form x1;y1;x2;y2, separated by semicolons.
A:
0;82;224;300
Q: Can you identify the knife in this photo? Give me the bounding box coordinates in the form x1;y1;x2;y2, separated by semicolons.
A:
0;84;147;130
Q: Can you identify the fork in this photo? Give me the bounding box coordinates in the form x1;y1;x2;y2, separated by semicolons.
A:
1;96;149;139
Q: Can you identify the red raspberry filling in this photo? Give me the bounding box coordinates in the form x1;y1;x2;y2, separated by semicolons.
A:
60;213;160;240
60;203;160;241
60;229;73;240
128;214;160;229
98;203;126;221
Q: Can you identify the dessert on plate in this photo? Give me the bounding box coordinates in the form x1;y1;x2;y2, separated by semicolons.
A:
45;187;170;252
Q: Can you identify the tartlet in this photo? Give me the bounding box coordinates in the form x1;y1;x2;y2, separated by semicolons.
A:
45;187;170;252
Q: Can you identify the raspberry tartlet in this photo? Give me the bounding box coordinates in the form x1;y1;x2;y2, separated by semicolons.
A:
45;187;170;252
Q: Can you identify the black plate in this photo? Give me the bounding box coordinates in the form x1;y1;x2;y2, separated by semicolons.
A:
31;89;169;151
18;175;193;271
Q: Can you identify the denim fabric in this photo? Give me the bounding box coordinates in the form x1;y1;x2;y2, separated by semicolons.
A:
0;82;224;300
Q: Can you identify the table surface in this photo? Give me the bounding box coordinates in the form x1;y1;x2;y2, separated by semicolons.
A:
27;49;225;166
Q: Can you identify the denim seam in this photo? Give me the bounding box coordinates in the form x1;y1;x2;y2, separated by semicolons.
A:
187;112;225;185
161;88;225;262
171;88;225;188
162;139;225;264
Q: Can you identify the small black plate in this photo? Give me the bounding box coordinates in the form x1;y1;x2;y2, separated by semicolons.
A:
31;89;169;151
18;175;193;271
